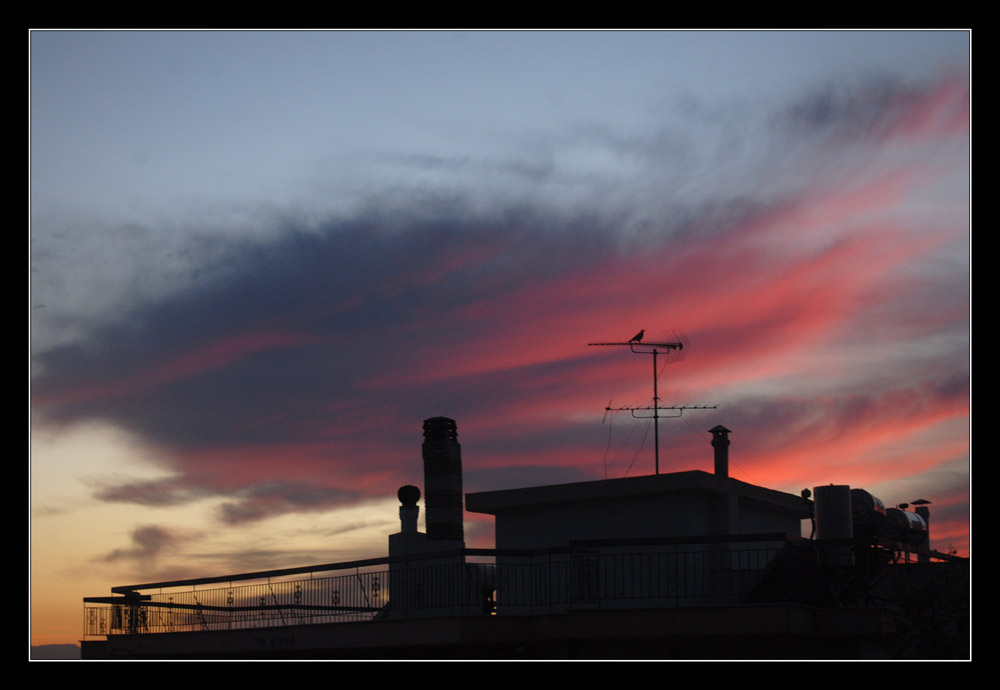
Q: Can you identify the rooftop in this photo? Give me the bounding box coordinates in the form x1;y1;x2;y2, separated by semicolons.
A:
79;418;968;659
466;469;807;516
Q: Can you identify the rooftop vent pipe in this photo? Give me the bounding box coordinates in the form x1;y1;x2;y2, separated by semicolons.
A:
709;425;731;479
397;485;421;534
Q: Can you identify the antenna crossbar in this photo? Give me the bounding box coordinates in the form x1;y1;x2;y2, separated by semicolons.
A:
609;404;717;421
608;404;718;412
587;341;683;349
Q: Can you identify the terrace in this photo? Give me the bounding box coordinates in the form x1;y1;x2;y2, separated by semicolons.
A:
82;533;963;658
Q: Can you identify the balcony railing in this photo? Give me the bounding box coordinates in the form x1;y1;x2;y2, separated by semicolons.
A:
83;534;961;638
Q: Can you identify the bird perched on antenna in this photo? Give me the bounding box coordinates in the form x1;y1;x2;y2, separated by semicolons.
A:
629;329;645;343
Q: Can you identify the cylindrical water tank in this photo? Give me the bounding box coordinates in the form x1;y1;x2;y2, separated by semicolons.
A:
850;488;886;538
814;485;853;540
879;508;928;545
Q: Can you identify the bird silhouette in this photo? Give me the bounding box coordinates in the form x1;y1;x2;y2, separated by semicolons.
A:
629;329;645;343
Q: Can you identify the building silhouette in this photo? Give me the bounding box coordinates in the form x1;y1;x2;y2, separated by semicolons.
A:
81;418;968;660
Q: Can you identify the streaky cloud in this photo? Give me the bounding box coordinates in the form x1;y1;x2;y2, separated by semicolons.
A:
32;72;968;534
99;524;179;564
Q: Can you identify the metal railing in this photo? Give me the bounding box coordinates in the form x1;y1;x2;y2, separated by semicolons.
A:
85;569;388;636
84;550;490;637
83;535;962;638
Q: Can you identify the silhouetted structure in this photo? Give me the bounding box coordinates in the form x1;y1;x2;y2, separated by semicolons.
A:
81;418;968;660
422;417;464;543
710;424;731;478
466;428;800;548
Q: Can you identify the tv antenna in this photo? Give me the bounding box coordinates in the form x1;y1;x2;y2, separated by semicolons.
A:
588;330;716;475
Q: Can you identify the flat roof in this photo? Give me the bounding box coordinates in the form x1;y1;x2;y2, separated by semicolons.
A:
466;470;809;518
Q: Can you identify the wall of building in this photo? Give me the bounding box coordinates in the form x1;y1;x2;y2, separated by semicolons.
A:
492;491;728;550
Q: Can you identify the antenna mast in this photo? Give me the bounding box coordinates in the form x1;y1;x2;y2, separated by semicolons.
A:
588;334;716;475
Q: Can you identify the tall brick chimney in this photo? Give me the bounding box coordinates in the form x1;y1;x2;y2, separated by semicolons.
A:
422;417;464;542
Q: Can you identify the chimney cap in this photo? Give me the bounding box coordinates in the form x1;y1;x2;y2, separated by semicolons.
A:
423;416;458;440
709;424;732;434
398;485;421;506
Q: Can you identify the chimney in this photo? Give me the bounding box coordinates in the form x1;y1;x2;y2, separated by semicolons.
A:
422;417;464;542
397;485;420;534
709;425;731;479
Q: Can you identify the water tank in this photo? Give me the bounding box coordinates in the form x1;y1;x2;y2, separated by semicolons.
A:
814;485;853;540
850;488;886;538
879;508;928;545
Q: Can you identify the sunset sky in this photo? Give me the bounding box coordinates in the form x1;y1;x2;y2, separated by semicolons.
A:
30;30;970;647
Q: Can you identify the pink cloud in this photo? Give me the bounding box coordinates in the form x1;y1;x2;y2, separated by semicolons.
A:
888;79;970;141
